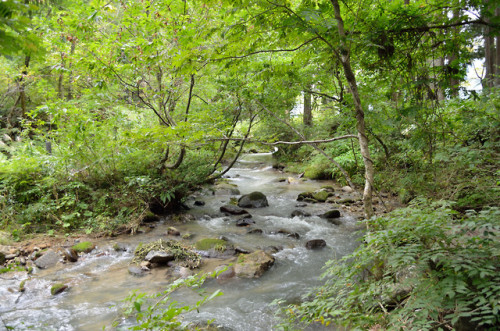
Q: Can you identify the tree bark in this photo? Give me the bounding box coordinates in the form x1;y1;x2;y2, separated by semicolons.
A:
331;0;374;219
303;88;312;126
495;7;500;87
67;38;76;100
58;52;65;99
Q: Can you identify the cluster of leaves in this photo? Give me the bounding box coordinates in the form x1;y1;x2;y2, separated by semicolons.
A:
282;201;500;330
119;271;223;330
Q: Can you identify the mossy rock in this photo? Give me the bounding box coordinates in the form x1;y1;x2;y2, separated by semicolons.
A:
142;211;160;223
321;185;335;192
195;238;227;251
71;241;95;254
50;283;68;295
312;191;329;202
297;191;314;201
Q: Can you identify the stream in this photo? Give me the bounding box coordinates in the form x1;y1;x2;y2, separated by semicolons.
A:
0;152;362;330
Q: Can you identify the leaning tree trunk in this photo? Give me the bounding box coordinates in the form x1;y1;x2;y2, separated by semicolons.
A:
303;88;312;126
331;0;374;219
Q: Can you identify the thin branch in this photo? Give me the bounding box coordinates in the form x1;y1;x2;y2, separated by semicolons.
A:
209;135;357;145
304;89;342;102
214;37;319;60
256;100;357;189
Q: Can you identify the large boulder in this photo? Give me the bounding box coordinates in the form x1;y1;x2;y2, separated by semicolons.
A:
234;250;275;278
34;249;60;269
312;191;330;202
238;192;269;208
220;205;249;215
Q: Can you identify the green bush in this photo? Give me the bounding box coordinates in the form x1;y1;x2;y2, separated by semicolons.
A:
283;201;500;330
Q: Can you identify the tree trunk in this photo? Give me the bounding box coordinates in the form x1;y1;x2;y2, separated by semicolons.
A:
67;38;76;100
58;52;65;99
484;2;495;89
331;0;374;219
495;7;500;87
303;88;312;126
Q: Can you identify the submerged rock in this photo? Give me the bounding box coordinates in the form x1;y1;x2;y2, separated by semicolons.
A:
34;249;60;269
128;266;148;277
220;205;249;215
236;218;255;227
215;265;236;281
237;192;269;208
234;250;275;278
297;191;314;201
194;200;205;206
275;229;300;239
290;210;311;217
214;183;240;195
305;239;327;250
247;228;263;234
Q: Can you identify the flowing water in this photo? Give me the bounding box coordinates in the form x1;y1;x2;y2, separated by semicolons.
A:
0;152;362;330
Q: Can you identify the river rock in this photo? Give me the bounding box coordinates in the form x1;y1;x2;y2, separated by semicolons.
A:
275;229;300;239
247;228;263;234
237;192;269;208
34;249;60;269
61;248;78;262
144;250;175;264
295;203;307;207
327;219;342;226
220;205;249;215
215;265;236;280
234;250;275;278
341;186;354;193
194;200;205;206
0;251;5;265
236;218;255;227
321;209;341;219
305;239;327;250
167;227;181;236
291;210;310;217
113;243;128;252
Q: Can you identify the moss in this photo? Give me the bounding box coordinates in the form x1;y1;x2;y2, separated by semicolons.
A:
19;279;26;292
50;283;68;295
312;191;329;202
195;238;227;251
71;241;95;253
142;211;160;223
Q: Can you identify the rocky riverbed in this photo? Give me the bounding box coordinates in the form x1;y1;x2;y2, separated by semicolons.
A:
0;152;396;330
